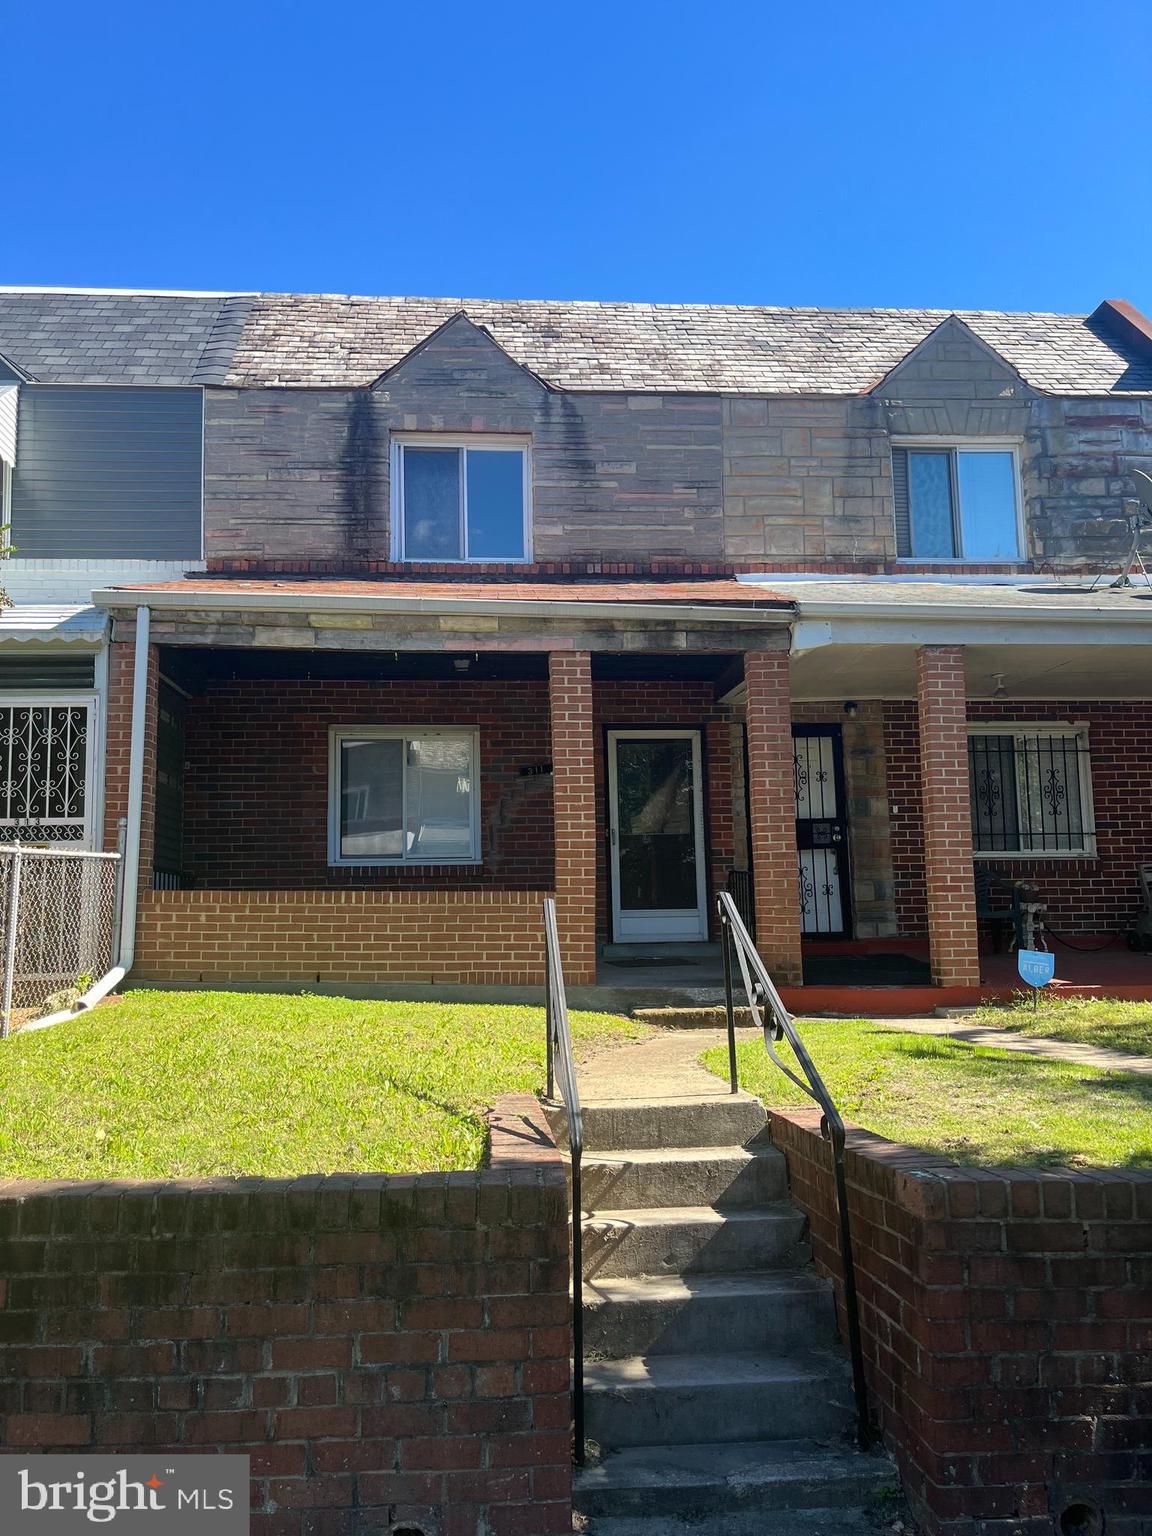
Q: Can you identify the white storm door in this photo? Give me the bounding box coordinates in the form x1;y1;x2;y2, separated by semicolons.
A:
608;729;708;942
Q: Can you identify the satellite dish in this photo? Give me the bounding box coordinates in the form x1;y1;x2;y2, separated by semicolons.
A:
1130;466;1152;513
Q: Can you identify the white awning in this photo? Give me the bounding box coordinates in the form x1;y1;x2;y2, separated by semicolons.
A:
0;605;107;645
0;384;16;466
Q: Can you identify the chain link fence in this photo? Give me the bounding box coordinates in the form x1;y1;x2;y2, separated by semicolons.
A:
0;847;124;1036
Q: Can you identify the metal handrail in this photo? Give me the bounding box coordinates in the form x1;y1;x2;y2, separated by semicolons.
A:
543;896;585;1466
717;890;871;1450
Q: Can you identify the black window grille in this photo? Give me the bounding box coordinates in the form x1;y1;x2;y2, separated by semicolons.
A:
968;731;1093;855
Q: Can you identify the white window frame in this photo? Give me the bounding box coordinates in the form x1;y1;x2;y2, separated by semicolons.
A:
327;725;482;867
893;438;1025;563
0;692;98;848
968;721;1096;859
390;435;532;564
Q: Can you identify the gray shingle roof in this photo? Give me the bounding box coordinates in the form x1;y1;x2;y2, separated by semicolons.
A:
225;294;1152;395
0;291;253;385
1;289;1151;396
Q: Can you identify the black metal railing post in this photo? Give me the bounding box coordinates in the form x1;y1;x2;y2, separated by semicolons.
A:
715;890;871;1450
720;908;739;1095
543;897;585;1466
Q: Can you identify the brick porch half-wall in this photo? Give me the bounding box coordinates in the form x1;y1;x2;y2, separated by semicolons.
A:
133;890;548;985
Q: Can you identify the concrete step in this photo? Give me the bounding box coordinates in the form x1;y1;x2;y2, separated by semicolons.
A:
631;1005;755;1030
573;1437;898;1521
554;1094;769;1153
578;1144;788;1211
583;1271;836;1359
582;1204;809;1280
578;1507;897;1536
583;1350;855;1447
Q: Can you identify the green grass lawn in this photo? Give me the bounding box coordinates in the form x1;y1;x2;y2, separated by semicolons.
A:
969;994;1152;1056
702;1018;1152;1169
0;991;645;1180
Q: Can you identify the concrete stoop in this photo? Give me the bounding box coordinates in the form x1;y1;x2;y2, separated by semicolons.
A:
563;1093;899;1534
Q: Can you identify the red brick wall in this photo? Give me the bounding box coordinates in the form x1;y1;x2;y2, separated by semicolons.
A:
886;700;1152;935
549;653;597;985
180;679;554;891
134;890;548;985
771;1107;1152;1536
0;1094;572;1536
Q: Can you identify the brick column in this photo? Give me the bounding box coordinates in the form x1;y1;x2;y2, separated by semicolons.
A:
103;617;159;889
917;645;980;987
744;650;803;986
548;652;597;985
704;716;735;931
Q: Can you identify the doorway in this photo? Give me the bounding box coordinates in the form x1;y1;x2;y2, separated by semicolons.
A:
607;729;708;942
792;725;851;938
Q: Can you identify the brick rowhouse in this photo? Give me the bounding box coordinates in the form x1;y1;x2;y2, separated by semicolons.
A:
916;646;980;987
744;649;803;984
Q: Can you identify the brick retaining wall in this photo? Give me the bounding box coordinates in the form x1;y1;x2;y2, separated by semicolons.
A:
134;889;548;985
770;1106;1152;1536
0;1093;571;1536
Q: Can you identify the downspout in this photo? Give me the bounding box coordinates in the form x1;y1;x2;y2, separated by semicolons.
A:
25;606;150;1031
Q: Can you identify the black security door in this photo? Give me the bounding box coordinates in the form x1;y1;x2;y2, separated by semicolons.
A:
792;726;851;938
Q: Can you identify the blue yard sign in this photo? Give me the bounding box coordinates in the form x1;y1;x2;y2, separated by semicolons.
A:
1018;949;1055;989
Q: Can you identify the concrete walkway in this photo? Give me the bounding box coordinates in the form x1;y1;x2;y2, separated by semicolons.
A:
577;1015;1152;1103
578;1027;761;1101
870;1015;1152;1074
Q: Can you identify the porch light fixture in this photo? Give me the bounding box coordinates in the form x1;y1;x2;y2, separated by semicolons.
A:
453;658;471;673
842;701;858;719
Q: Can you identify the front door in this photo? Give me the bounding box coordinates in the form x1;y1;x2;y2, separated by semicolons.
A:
608;730;708;942
793;726;851;938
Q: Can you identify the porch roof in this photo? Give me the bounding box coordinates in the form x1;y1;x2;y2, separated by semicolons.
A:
93;576;793;625
0;604;107;645
751;575;1152;700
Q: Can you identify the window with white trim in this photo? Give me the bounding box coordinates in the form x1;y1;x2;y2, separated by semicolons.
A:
968;725;1094;857
328;727;480;866
893;444;1021;560
392;438;530;562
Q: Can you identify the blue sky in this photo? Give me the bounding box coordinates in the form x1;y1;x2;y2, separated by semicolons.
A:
6;0;1152;314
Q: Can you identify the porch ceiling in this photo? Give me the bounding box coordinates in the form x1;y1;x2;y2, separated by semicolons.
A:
158;644;742;689
790;641;1152;700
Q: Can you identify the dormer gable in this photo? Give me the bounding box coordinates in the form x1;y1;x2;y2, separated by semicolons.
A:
371;312;553;401
870;314;1033;436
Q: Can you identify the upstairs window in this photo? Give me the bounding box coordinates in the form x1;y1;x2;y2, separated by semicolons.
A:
893;443;1021;560
968;725;1094;857
393;438;530;562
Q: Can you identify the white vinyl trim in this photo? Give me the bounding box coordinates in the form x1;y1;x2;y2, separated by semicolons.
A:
390;435;532;564
327;726;482;867
891;438;1025;562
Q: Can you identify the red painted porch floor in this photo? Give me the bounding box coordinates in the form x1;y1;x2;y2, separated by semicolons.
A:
781;937;1152;1017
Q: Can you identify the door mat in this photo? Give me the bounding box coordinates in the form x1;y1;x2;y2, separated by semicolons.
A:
802;952;933;986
